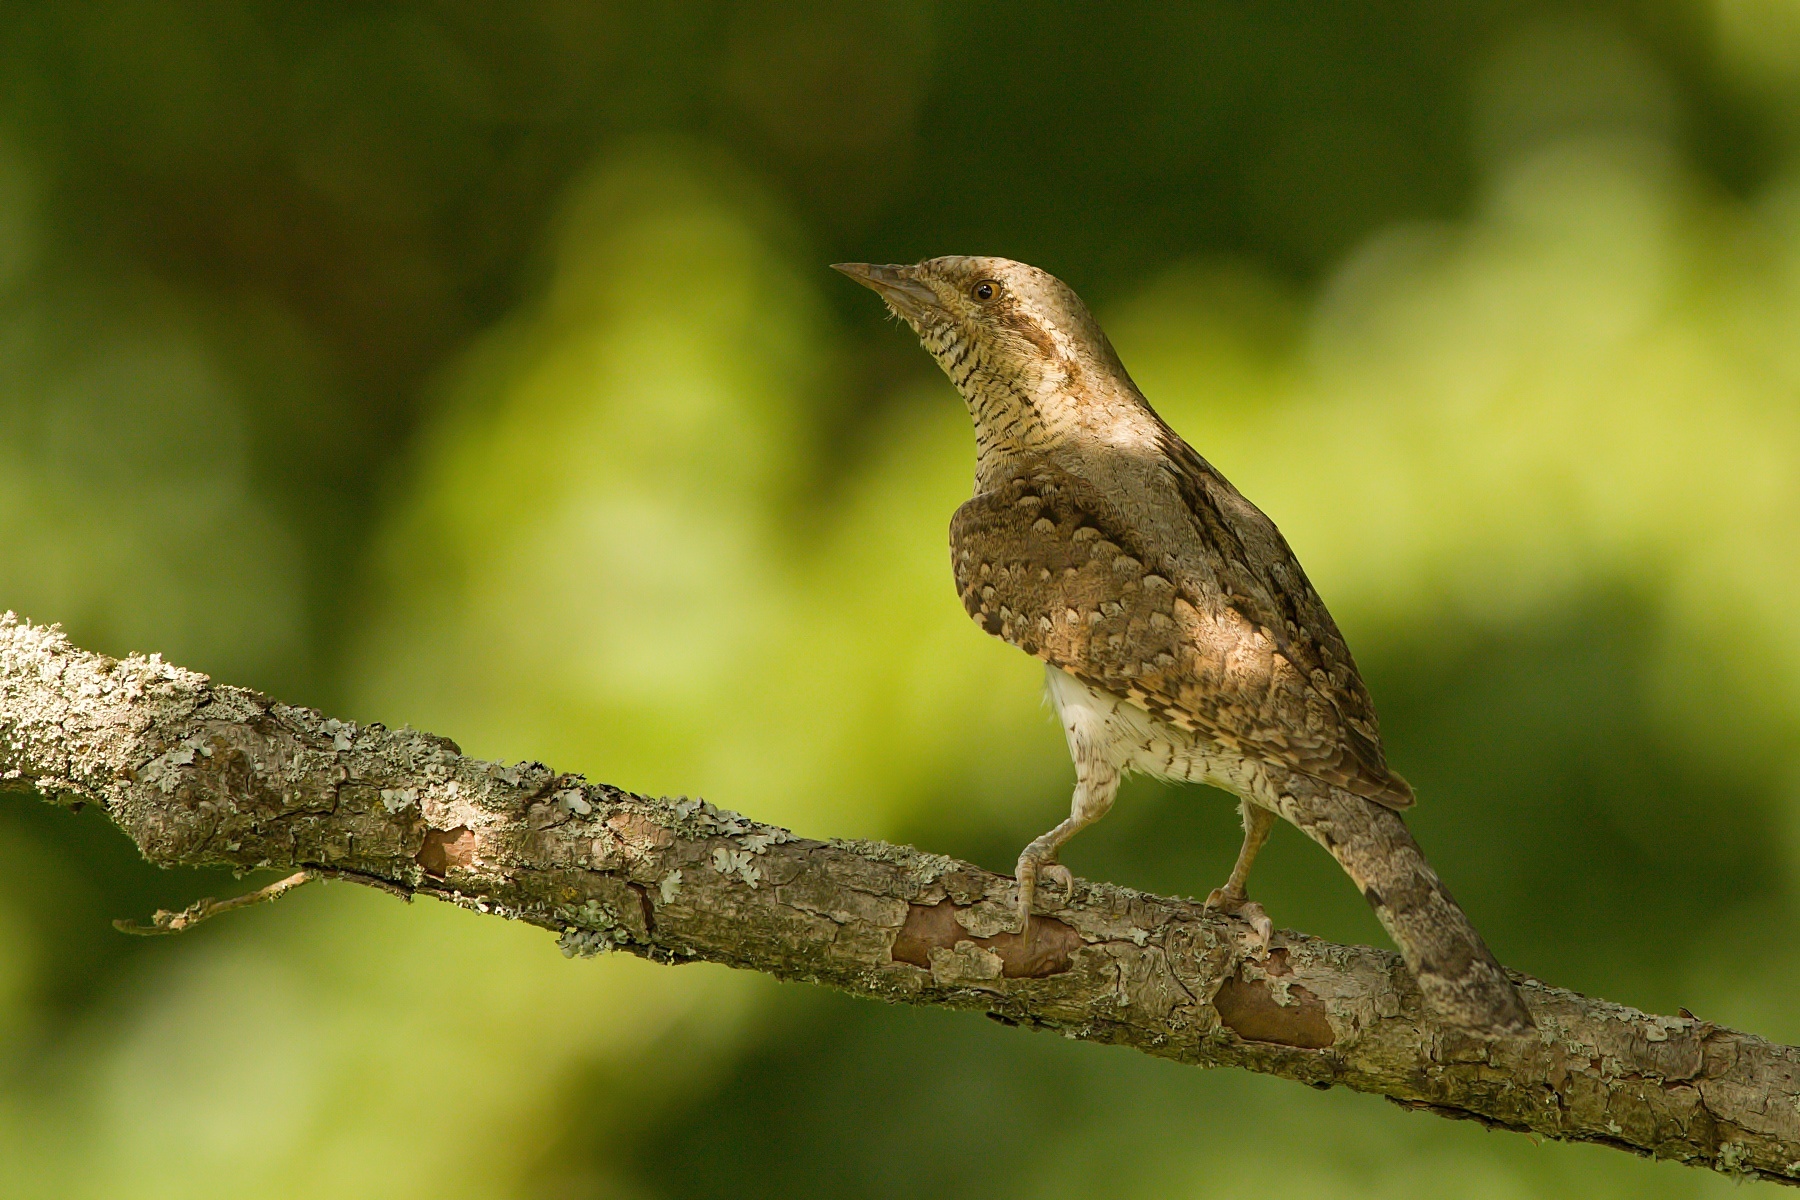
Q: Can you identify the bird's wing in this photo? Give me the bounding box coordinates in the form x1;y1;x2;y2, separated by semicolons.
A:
950;456;1413;810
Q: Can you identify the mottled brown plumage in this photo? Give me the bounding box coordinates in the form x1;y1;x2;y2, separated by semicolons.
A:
948;459;1414;810
835;256;1531;1033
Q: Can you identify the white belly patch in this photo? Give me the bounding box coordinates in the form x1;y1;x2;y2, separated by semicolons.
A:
1045;665;1267;799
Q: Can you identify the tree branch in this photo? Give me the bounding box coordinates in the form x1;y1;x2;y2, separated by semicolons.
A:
3;613;1796;1185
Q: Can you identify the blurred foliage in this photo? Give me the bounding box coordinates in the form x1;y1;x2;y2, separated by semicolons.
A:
5;1;1800;1196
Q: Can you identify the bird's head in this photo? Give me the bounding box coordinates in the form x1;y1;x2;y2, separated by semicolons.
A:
833;257;1140;449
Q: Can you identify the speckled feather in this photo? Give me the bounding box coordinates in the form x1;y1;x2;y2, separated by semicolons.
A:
949;454;1414;810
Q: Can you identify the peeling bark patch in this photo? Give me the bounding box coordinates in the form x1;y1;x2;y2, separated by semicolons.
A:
890;899;1078;978
418;826;476;877
1214;971;1335;1048
607;811;674;852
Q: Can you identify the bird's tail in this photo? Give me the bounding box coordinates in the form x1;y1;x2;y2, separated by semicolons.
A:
1281;780;1533;1034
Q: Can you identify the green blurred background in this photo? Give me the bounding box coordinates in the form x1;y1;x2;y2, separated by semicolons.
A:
4;1;1800;1195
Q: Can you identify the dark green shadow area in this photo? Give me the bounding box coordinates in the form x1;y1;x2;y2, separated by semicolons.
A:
0;792;283;1059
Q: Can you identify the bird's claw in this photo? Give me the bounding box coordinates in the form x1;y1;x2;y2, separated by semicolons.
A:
1205;887;1274;955
1014;853;1075;935
1236;902;1274;954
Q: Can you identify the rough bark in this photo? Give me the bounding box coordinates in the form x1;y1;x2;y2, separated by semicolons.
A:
2;613;1796;1185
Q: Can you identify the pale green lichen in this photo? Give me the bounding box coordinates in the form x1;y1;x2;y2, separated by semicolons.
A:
554;787;592;816
711;846;761;887
557;899;633;958
558;927;613;958
379;788;418;813
322;717;356;752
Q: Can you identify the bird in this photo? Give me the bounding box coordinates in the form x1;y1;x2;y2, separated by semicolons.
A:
834;256;1532;1034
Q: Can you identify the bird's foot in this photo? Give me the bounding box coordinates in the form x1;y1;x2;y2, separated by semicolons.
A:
1013;850;1074;935
1205;886;1273;954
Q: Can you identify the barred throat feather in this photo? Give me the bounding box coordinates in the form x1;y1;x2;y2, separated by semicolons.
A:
925;326;1058;486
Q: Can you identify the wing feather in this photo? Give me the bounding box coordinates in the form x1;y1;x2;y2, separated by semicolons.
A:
950;455;1413;809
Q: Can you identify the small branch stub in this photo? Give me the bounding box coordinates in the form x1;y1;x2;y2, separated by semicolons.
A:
113;870;318;935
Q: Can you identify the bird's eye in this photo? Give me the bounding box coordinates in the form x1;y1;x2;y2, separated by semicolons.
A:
972;280;998;302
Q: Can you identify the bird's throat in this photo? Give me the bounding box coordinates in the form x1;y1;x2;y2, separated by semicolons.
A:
921;326;1064;487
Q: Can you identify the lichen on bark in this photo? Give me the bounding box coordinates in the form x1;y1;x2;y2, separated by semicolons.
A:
3;612;1798;1185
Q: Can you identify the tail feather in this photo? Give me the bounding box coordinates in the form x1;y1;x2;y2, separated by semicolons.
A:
1280;779;1533;1034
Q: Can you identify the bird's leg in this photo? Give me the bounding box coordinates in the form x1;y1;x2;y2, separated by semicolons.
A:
1015;764;1118;934
1206;800;1277;951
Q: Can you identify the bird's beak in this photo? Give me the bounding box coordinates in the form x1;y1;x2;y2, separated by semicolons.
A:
831;262;940;323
